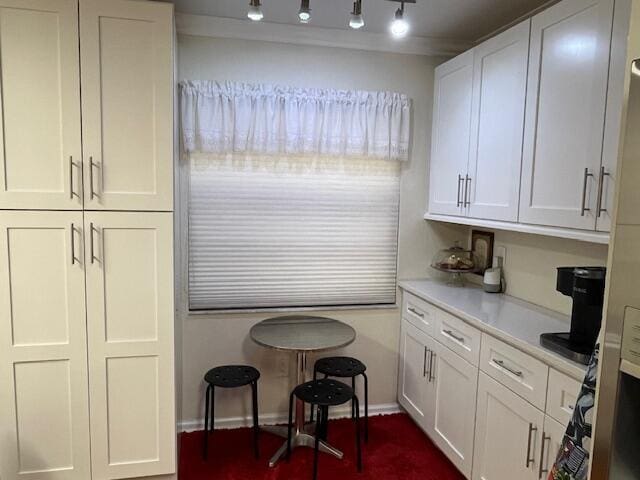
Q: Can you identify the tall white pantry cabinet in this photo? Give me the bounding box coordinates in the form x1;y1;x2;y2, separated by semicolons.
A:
0;1;176;480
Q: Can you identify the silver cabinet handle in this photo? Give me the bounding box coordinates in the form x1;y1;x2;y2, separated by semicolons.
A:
580;168;593;216
492;358;523;377
526;423;538;468
464;175;471;207
408;306;424;319
89;157;99;199
443;329;465;344
423;347;429;377
538;432;551;479
70;223;79;265
90;223;96;264
596;166;610;217
457;175;464;207
69;156;81;200
429;351;436;382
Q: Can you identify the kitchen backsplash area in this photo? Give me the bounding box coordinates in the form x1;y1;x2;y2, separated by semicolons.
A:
453;228;609;316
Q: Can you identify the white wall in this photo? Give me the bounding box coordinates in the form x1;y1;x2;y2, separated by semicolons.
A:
491;230;608;314
177;34;466;428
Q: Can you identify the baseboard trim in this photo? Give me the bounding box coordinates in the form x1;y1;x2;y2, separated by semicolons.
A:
179;402;402;432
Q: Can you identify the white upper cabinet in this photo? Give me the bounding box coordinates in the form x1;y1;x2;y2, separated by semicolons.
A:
0;0;82;210
428;51;474;216
467;20;530;222
519;0;615;230
80;0;173;211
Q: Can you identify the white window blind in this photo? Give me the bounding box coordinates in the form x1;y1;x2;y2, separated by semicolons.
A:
188;155;400;311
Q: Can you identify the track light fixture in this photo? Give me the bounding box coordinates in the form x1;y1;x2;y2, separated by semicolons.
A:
298;0;311;23
349;0;365;29
247;0;263;21
390;1;410;38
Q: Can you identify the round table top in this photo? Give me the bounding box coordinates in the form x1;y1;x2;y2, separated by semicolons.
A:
250;315;356;353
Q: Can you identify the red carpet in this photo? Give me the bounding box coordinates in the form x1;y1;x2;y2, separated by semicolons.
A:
179;413;465;480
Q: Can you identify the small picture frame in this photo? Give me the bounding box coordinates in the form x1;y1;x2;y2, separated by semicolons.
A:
471;230;494;275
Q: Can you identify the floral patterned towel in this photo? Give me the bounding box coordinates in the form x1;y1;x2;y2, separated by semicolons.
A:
549;343;599;480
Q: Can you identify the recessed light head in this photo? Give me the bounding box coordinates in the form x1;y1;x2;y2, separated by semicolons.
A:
349;1;365;29
247;0;263;22
390;4;409;38
299;0;311;23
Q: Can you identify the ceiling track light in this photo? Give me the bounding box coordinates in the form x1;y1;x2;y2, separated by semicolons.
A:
387;0;413;38
247;0;263;21
299;0;311;23
349;0;365;29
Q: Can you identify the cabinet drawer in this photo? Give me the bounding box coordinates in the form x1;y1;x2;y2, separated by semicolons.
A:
402;292;436;337
480;334;549;410
434;309;481;366
546;369;581;425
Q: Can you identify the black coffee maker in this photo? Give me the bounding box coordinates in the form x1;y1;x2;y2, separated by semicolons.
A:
540;266;606;365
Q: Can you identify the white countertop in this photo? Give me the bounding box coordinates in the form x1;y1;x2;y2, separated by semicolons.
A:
399;279;588;381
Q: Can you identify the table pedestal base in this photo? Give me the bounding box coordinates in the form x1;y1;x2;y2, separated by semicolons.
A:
262;424;344;467
264;351;344;467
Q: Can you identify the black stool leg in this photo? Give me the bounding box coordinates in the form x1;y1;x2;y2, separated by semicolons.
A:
313;406;326;480
251;380;259;459
203;384;212;460
351;377;356;420
286;391;295;461
362;372;369;443
354;396;362;472
309;366;318;423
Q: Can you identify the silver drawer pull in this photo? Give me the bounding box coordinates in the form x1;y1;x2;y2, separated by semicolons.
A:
492;359;523;377
443;329;465;343
407;306;424;319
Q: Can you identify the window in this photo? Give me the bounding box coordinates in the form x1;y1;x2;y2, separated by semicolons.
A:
180;80;410;311
188;154;400;311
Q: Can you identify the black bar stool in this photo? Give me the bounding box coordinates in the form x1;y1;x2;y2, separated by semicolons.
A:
287;379;362;480
202;365;260;460
311;356;368;442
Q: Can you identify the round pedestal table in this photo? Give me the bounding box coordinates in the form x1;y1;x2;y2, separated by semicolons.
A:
250;315;356;467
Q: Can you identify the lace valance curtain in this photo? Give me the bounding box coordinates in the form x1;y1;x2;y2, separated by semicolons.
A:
179;81;411;161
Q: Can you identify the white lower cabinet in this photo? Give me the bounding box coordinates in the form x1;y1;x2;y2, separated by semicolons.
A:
0;211;176;480
399;292;584;480
399;318;478;477
539;415;567;480
431;340;478;477
473;373;544;480
0;211;91;480
399;320;434;432
84;212;175;480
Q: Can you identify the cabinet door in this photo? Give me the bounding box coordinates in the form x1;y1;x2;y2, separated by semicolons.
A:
473;373;544;480
539;415;567;480
430;341;478;478
428;51;474;217
85;212;175;480
0;211;91;480
467;20;530;222
80;0;173;211
0;0;82;210
519;0;614;230
398;319;434;432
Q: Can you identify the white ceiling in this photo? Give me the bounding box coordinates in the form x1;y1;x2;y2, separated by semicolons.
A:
169;0;553;42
